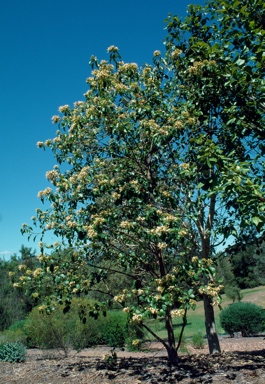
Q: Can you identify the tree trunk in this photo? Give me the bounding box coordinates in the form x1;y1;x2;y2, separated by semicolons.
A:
156;249;179;365
165;344;179;366
200;193;221;354
203;294;221;354
142;311;179;365
165;311;179;365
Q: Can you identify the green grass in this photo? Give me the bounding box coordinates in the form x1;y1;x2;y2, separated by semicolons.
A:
146;286;265;341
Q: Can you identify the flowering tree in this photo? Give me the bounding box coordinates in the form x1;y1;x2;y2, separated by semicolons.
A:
19;0;265;364
19;47;224;364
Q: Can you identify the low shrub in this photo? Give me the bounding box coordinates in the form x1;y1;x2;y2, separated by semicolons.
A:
100;311;127;347
24;302;131;353
0;342;26;362
0;320;28;346
220;302;265;337
8;320;27;332
0;329;27;345
73;310;128;350
24;307;76;355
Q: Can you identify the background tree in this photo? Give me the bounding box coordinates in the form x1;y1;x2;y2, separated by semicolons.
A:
230;245;261;289
0;246;38;330
164;0;265;353
225;227;265;288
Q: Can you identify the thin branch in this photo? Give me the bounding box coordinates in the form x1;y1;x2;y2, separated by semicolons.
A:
176;307;188;352
142;322;169;351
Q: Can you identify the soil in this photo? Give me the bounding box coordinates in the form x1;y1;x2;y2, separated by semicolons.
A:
0;336;264;383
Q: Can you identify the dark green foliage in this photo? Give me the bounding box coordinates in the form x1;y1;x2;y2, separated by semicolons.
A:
24;304;130;352
215;256;242;302
255;251;265;285
225;228;265;289
0;342;26;362
217;242;265;291
98;312;127;347
0;258;26;331
230;246;261;289
0;247;39;331
8;320;26;332
220;302;265;337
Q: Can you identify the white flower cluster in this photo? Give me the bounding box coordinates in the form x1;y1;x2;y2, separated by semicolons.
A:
170;309;185;318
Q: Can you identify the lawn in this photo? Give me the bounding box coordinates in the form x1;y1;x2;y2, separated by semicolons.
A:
146;286;265;341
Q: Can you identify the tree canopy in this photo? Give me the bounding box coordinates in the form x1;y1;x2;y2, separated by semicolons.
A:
19;0;265;364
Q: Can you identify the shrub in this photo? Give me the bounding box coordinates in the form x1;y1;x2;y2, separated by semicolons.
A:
8;320;27;332
220;302;265;337
0;342;26;362
0;329;27;345
191;332;206;349
24;303;131;353
24;307;76;355
0;320;28;346
74;310;129;349
99;311;127;347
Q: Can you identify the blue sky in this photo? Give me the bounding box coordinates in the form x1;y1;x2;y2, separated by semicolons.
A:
0;0;203;258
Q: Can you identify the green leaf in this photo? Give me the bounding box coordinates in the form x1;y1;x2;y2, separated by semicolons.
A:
252;216;263;226
235;58;245;66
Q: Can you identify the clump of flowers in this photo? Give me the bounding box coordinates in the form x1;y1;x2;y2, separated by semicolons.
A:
153;50;161;57
171;309;186;318
131;313;143;323
37;188;52;199
171;48;182;60
58;105;70;114
51;115;60;124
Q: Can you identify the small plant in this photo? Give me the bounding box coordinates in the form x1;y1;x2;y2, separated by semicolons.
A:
102;347;118;370
220;302;265;337
0;342;26;362
191;332;206;349
126;336;142;351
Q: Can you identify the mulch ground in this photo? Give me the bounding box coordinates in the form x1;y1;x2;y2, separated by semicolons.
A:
0;336;264;383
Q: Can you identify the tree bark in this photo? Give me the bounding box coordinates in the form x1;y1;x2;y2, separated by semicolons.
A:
165;344;179;366
203;294;221;354
165;311;179;365
200;193;221;354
